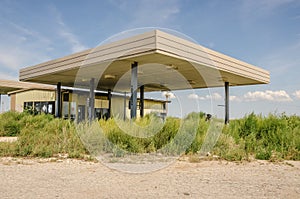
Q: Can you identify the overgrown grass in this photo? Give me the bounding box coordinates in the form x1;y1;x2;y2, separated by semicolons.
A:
0;111;27;136
0;112;86;158
0;111;299;161
215;113;300;161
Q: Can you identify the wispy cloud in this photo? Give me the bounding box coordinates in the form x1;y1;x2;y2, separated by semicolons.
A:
241;0;296;17
293;90;300;99
259;39;300;78
50;6;88;53
0;21;52;79
237;1;300;90
110;0;180;27
0;4;88;80
255;0;295;10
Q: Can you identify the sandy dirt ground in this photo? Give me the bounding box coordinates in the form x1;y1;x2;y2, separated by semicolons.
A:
0;157;299;199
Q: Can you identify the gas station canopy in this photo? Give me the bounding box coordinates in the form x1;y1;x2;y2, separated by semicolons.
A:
19;30;270;92
18;30;270;122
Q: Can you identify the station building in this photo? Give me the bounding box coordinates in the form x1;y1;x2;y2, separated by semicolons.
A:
7;85;167;121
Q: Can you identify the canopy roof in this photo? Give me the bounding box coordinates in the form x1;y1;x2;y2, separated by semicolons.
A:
19;30;270;92
0;79;54;94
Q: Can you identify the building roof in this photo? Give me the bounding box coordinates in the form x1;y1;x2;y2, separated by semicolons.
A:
19;30;270;92
0;79;55;94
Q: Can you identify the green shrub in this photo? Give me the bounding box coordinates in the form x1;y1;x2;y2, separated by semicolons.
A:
153;117;180;150
212;133;246;161
0;111;26;136
186;118;208;153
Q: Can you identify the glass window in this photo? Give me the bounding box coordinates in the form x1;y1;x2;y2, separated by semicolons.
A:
47;102;55;115
34;102;41;114
63;102;69;119
40;102;48;114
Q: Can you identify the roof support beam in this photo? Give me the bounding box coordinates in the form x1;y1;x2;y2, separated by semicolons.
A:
130;62;138;119
108;89;112;118
225;81;229;124
140;85;144;118
55;82;62;118
89;78;95;122
123;92;127;120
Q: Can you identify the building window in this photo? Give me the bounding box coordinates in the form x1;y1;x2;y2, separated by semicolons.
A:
34;102;41;113
24;102;33;113
63;102;69;119
23;101;55;115
63;93;69;102
95;108;109;120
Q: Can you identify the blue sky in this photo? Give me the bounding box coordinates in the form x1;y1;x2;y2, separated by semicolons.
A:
0;0;299;118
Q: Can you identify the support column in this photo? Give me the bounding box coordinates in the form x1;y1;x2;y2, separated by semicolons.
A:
55;82;62;118
89;78;95;122
0;94;2;113
123;92;126;120
130;62;138;119
225;81;229;124
108;89;112;118
140;85;144;117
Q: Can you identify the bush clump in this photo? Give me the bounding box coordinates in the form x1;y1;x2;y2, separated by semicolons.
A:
0;111;26;136
0;112;86;158
215;113;300;161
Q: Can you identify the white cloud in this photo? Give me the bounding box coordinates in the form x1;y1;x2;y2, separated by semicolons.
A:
190;90;294;102
188;92;222;100
229;95;241;102
209;93;222;100
188;93;200;100
243;90;292;102
293;90;300;99
162;91;176;99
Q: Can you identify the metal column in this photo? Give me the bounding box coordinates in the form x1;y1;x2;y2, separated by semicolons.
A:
123;92;126;120
55;82;62;118
140;85;144;117
225;81;229;124
108;89;112;118
89;78;95;122
130;62;138;119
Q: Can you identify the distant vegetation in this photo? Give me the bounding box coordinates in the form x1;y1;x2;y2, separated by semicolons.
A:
0;111;299;161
